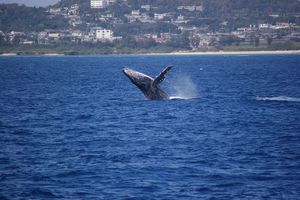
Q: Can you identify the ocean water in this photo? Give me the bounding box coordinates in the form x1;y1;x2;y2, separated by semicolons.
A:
0;55;299;200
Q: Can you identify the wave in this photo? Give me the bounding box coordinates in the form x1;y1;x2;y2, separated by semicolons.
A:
256;96;300;102
169;96;200;100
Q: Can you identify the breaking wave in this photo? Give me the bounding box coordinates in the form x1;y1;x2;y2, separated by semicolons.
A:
256;96;300;102
169;96;198;100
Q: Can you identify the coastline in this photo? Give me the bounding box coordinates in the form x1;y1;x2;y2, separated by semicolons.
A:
147;50;300;56
1;50;300;56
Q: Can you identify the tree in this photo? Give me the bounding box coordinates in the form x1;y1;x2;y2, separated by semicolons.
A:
0;34;5;46
11;35;22;45
190;37;200;49
267;36;273;46
219;35;240;46
136;38;156;49
179;31;190;49
118;36;137;48
255;36;260;47
249;35;255;45
0;4;69;32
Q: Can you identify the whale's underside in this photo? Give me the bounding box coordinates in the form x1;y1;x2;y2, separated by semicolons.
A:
123;65;173;100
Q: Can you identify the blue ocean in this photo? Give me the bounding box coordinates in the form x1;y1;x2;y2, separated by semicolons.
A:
0;55;300;199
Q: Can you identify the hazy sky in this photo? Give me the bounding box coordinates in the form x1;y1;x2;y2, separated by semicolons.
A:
0;0;59;7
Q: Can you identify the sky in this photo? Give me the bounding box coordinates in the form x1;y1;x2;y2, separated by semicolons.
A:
0;0;59;7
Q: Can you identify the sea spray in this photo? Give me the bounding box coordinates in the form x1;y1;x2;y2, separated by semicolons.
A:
169;75;198;99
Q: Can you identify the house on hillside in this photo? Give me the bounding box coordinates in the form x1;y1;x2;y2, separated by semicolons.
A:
90;0;116;9
96;29;113;41
178;5;203;12
89;27;121;42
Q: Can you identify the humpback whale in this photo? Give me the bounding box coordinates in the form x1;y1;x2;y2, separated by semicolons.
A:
123;65;173;100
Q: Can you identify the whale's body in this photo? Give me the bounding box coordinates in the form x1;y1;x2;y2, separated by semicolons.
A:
123;66;173;100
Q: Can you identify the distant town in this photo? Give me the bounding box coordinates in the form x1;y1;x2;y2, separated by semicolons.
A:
1;0;300;54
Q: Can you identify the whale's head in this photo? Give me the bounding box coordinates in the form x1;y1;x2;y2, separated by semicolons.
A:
123;68;153;91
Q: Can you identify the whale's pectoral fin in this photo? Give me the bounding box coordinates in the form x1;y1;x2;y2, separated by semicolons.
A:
153;65;173;85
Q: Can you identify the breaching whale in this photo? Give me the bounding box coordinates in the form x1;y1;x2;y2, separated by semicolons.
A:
123;65;173;100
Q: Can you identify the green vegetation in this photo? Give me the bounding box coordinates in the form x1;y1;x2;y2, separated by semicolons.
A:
113;22;179;36
1;39;300;55
1;0;300;33
0;0;300;54
221;40;300;51
0;4;68;32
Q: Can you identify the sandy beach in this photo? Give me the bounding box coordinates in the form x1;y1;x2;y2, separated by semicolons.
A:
0;53;18;56
147;50;300;56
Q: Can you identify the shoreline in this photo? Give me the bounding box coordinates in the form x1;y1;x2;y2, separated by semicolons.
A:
1;50;300;56
147;50;300;56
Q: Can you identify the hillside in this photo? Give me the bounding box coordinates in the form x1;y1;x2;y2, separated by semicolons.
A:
53;0;300;17
51;0;300;31
1;0;300;54
1;0;300;33
0;4;68;32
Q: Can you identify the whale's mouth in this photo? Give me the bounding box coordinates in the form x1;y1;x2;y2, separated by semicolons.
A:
123;68;151;82
123;68;136;82
123;68;135;77
122;68;129;76
122;68;129;74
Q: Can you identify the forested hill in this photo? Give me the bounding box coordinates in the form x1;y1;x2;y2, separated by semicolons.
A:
53;0;300;26
54;0;89;9
1;0;300;32
53;0;300;15
130;0;300;13
202;0;300;21
0;4;68;32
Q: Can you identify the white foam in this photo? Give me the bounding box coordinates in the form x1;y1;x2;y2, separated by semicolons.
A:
256;96;300;102
169;96;191;100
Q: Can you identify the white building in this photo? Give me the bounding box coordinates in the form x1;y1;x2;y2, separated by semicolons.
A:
107;0;116;4
141;5;151;11
72;31;83;38
178;5;203;12
96;29;113;41
259;24;271;29
91;0;107;9
69;4;79;15
154;13;166;20
48;8;62;15
48;33;60;41
131;10;140;16
91;0;116;9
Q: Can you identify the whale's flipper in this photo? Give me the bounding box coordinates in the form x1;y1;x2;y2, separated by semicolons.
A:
153;65;173;86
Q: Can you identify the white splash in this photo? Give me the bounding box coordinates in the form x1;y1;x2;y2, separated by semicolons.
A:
169;96;190;100
169;75;198;99
256;96;300;102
